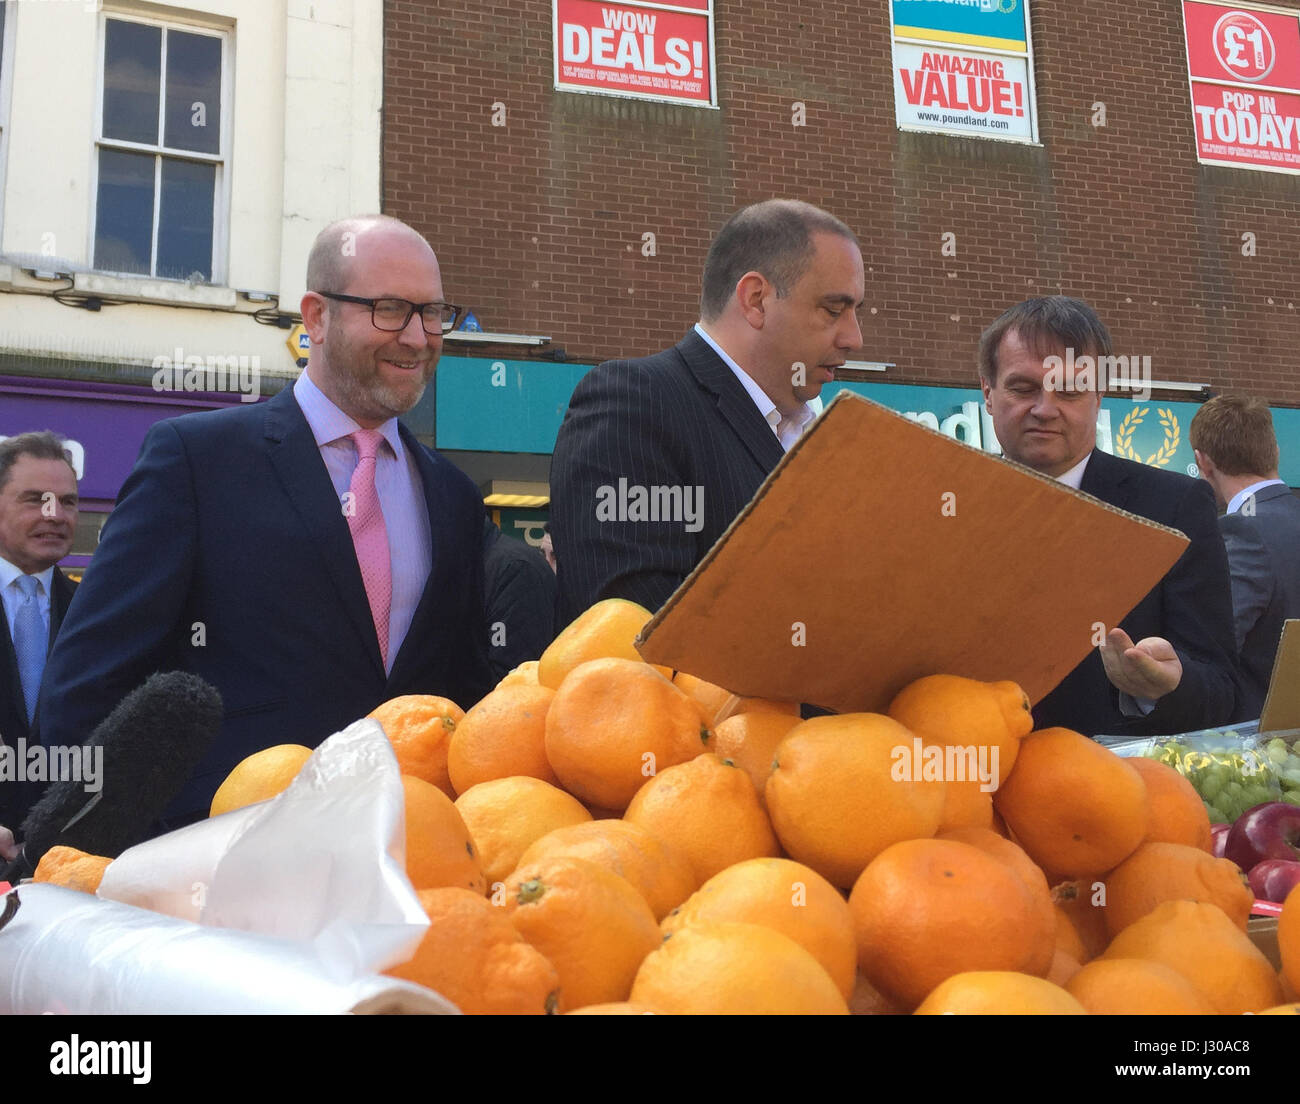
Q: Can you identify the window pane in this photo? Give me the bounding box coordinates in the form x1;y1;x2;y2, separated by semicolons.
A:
156;158;215;281
94;148;155;275
164;31;221;153
103;20;161;145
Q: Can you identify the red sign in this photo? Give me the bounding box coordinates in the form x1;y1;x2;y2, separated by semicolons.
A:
553;0;715;106
1183;2;1300;173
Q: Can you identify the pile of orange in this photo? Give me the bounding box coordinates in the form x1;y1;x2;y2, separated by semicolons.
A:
204;598;1300;1016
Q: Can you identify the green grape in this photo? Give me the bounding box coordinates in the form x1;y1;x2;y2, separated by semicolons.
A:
1282;791;1300;807
1200;774;1224;801
1267;740;1290;764
1205;803;1232;823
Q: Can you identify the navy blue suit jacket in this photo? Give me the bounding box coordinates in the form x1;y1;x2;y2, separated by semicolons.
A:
1218;482;1300;719
550;329;785;623
0;568;76;826
1032;448;1243;737
36;386;492;820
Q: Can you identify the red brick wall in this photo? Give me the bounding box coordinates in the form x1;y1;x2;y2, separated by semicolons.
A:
383;1;1300;402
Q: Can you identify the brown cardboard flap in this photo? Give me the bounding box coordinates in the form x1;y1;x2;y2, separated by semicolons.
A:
1260;620;1300;734
637;391;1190;715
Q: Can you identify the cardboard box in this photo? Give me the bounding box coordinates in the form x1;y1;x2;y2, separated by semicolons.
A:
1260;620;1300;734
638;391;1190;714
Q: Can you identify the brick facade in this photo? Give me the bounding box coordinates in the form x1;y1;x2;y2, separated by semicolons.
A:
383;1;1300;401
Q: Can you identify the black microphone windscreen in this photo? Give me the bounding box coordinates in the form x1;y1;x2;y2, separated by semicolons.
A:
18;672;221;867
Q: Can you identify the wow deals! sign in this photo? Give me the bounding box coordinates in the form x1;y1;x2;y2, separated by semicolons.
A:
890;0;1039;143
553;0;716;107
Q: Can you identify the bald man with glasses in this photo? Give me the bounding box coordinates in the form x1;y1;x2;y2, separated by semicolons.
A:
38;214;494;829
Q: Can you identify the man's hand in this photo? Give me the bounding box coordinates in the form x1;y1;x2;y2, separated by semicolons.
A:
0;825;20;863
1099;628;1183;700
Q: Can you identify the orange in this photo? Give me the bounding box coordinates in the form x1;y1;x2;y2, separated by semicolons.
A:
544;657;710;810
447;684;558;794
914;972;1087;1015
496;660;540;688
938;826;1055;977
454;777;590;886
935;774;995;833
764;714;946;889
31;846;111;894
565;1002;658;1015
1100;841;1253;938
1046;949;1081;988
1257;1004;1300;1014
710;712;801;802
849;838;1051;1010
1053;901;1091;964
631;921;849;1014
887;674;1032;788
517;819;696;920
538;598;672;689
384;888;560;1014
369;695;465;798
502;856;660;1010
1102;900;1283;1014
1128;757;1213;851
623;754;778;884
1065;958;1216;1015
993;727;1149;878
209;744;312;817
1281;883;1300;997
1052;879;1110;961
401;775;486;894
672;672;734;727
661;857;857;1000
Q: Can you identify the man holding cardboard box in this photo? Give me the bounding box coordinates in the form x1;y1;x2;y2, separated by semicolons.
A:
978;296;1242;737
551;199;865;622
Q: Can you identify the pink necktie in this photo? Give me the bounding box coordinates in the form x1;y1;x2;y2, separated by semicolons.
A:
347;429;392;668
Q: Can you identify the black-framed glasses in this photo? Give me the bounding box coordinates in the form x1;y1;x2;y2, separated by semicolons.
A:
315;292;463;335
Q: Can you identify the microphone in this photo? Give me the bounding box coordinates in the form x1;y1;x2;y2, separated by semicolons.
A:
2;672;221;881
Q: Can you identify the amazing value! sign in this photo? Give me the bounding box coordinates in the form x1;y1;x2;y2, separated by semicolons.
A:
553;0;716;108
1183;1;1300;174
891;0;1038;143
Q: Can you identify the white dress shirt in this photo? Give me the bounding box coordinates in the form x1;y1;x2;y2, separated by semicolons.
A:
0;555;53;642
293;371;432;673
694;324;815;451
1226;478;1286;515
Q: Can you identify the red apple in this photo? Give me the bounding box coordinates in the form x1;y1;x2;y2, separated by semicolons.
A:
1224;802;1300;872
1211;822;1231;859
1248;859;1300;904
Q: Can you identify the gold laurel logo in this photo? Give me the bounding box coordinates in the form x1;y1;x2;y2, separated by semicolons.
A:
1115;407;1180;467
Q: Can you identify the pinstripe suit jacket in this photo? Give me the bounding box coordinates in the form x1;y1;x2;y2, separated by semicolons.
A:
551;329;785;623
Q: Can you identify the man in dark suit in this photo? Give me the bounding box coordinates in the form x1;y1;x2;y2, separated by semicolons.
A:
37;215;493;823
1190;396;1300;719
551;200;865;622
483;516;557;679
0;432;80;828
979;296;1241;737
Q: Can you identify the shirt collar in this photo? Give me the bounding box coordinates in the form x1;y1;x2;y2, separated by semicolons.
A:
293;370;405;463
1227;478;1287;515
1053;452;1093;490
693;323;814;432
0;554;55;597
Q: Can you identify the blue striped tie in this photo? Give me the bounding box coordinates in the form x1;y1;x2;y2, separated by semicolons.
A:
13;574;46;725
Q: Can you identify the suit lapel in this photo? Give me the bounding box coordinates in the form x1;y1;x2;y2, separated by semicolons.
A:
263;387;386;680
0;605;25;741
47;568;74;644
1079;447;1136;511
385;428;443;689
676;331;786;474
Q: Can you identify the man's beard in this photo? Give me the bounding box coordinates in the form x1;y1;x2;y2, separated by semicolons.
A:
324;346;433;423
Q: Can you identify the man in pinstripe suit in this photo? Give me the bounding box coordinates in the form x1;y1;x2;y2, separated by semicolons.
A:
551;200;866;622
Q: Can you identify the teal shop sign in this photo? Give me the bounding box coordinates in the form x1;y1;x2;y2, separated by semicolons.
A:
891;0;1029;52
433;356;1300;487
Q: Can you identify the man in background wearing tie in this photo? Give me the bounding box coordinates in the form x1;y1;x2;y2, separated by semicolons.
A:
0;432;80;828
550;199;866;622
37;215;492;826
